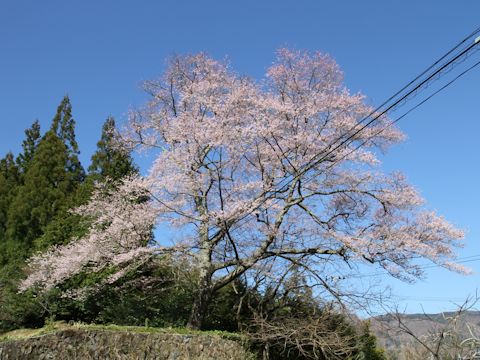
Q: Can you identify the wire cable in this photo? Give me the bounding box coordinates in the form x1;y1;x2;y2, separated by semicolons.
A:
303;56;480;181
210;28;480;279
282;40;480;191
229;30;480;230
352;255;480;279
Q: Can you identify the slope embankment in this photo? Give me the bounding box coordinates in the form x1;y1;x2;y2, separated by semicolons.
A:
0;324;254;360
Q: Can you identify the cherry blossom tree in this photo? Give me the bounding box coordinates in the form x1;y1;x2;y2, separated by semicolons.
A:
21;49;465;329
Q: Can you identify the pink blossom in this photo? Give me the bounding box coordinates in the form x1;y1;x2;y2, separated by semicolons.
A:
21;50;465;300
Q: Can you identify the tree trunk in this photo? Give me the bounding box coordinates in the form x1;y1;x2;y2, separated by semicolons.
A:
186;240;213;330
187;284;212;330
187;212;213;330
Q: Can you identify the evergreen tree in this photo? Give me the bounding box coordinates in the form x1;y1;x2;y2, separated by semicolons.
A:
16;120;41;175
36;116;138;250
0;150;41;331
358;322;387;360
0;174;8;241
1;121;41;241
1;107;141;331
0;153;20;188
31;116;141;325
51;96;85;183
88;116;138;180
6;131;74;247
0;153;20;241
1;108;140;330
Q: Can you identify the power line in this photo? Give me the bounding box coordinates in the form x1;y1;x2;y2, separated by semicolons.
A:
277;38;480;193
396;296;471;302
230;26;480;230
212;27;480;282
354;25;480;123
351;255;480;279
294;25;480;180
305;55;480;179
301;57;480;279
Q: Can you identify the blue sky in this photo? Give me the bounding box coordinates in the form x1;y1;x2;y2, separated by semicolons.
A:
1;0;479;314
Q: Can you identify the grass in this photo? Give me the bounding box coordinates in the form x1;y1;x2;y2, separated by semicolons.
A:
0;321;246;343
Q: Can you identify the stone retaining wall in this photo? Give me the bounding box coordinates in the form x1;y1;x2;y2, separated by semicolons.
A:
0;329;254;359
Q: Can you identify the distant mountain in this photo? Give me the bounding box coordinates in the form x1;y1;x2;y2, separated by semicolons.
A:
370;311;480;358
